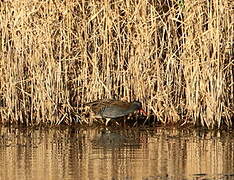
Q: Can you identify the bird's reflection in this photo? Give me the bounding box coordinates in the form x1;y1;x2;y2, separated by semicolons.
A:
92;128;128;148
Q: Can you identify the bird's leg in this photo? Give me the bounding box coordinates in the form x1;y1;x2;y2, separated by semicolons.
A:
105;118;111;126
114;121;120;126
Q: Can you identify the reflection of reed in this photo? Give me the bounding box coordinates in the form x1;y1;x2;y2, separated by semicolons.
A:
0;126;233;180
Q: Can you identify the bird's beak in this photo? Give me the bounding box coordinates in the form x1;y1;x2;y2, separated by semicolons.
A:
139;109;147;116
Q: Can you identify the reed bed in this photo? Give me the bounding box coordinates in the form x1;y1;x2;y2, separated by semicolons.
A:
0;0;233;128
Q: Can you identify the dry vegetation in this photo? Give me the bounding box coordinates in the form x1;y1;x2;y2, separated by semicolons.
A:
0;0;233;128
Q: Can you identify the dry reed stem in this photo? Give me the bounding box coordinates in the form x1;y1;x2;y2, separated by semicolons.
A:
0;0;233;128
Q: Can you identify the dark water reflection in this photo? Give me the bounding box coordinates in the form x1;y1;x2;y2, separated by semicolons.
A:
0;125;234;180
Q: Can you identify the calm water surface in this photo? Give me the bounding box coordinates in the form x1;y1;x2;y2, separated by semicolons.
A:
0;125;233;180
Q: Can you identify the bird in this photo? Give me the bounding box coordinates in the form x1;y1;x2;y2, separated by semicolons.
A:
83;99;147;125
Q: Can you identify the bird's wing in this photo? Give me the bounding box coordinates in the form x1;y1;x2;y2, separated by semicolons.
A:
109;101;131;109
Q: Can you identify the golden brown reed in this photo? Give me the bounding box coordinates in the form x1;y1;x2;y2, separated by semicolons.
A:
0;0;233;128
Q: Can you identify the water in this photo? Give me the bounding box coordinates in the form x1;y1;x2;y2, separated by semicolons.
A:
0;125;233;180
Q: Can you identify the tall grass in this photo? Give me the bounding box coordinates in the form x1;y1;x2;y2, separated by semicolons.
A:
0;0;233;128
